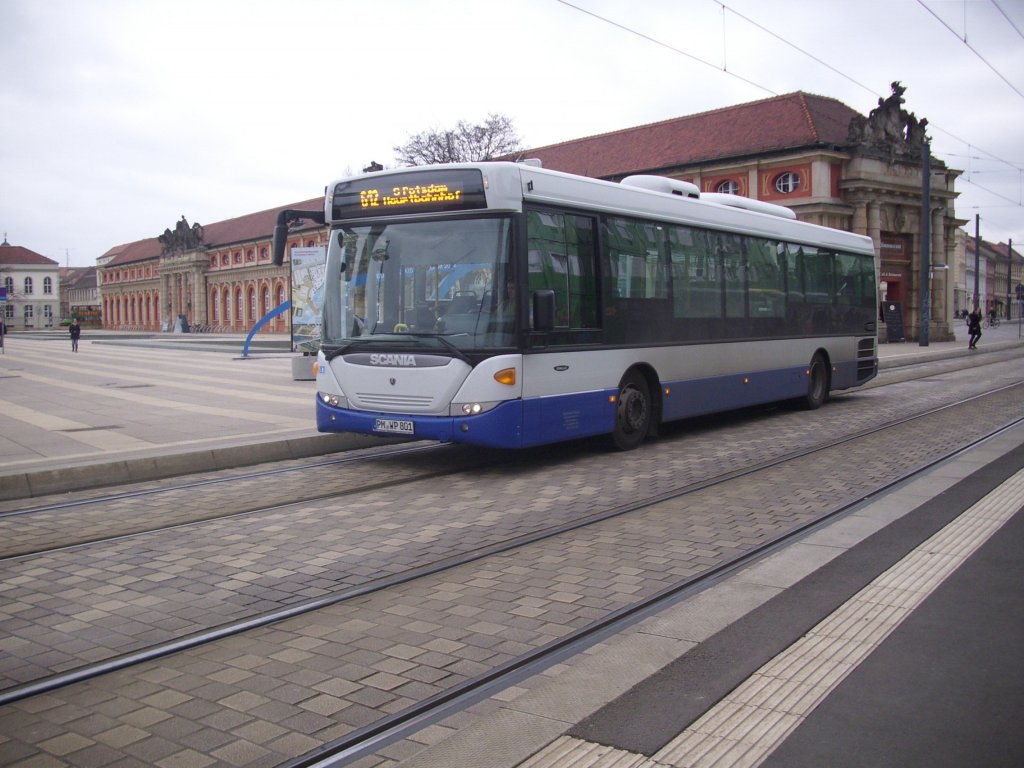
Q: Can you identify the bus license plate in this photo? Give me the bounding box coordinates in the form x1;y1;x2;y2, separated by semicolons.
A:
374;418;414;435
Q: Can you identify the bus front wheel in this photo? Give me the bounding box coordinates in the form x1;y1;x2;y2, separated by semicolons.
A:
801;353;830;410
612;371;651;450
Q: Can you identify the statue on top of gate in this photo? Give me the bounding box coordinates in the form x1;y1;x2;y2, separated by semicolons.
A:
847;81;930;161
158;216;204;255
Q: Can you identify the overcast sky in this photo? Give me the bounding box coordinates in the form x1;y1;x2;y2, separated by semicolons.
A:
2;0;1022;267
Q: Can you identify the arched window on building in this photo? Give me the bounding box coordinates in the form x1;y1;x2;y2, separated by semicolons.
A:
236;288;243;324
23;277;33;294
248;287;257;321
43;277;53;294
774;171;800;194
716;179;739;195
262;285;270;314
4;277;12;294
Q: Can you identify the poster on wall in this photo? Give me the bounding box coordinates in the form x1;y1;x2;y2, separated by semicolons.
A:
291;246;326;353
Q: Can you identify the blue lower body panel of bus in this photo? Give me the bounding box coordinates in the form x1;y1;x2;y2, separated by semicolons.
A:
315;390;616;449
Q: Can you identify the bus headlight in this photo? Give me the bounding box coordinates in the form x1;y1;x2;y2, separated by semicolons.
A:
450;400;500;416
318;391;347;408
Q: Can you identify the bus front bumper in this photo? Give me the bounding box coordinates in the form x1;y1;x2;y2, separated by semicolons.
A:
315;397;528;449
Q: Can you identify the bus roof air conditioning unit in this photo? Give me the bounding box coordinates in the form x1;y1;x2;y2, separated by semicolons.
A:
701;192;797;220
620;175;700;199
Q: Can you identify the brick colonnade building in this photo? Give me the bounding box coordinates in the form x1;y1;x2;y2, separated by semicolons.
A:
99;200;324;332
98;85;962;341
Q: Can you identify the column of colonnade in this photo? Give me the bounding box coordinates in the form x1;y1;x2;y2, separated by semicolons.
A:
206;276;289;333
100;286;160;330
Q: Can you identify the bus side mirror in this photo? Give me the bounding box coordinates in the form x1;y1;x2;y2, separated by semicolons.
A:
272;208;326;266
533;290;555;332
272;223;287;266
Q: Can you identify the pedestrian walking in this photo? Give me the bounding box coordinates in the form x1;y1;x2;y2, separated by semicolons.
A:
69;318;81;352
967;309;982;350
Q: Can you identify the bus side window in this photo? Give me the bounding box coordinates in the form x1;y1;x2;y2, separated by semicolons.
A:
746;238;785;319
526;210;599;332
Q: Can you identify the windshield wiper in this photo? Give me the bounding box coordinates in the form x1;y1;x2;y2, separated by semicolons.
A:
405;333;472;365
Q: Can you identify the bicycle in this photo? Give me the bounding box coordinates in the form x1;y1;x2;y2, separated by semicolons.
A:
984;316;1001;329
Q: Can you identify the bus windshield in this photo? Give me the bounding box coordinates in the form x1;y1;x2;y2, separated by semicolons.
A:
322;217;516;350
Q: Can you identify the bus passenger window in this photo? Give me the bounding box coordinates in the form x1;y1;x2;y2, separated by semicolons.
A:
526;210;598;331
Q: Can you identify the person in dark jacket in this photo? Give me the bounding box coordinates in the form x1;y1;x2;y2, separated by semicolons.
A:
69;318;81;352
967;310;982;350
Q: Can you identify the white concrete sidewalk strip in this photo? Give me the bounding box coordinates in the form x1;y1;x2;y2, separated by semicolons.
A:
0;397;152;451
517;468;1024;768
650;468;1024;768
519;735;659;767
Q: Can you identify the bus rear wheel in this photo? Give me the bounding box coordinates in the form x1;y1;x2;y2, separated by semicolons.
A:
801;353;830;410
612;371;651;450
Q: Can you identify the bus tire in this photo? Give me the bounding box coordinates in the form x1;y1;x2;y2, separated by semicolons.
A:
802;353;830;410
612;371;651;450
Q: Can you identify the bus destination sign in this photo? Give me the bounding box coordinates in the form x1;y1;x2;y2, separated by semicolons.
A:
332;169;487;220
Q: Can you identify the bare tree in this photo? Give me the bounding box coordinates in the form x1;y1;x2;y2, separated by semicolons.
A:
393;114;524;166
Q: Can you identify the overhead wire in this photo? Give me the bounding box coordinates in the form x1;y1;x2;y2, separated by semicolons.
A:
992;0;1024;41
554;0;1023;209
553;0;776;96
916;0;1024;101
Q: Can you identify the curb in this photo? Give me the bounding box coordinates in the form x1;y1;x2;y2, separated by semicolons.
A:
0;433;392;501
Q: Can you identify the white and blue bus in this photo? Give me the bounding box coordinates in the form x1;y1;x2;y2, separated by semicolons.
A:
274;162;878;450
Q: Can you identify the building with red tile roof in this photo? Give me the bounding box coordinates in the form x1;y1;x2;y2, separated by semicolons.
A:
961;234;1024;318
517;92;859;180
519;86;961;341
61;266;100;327
1;238;62;330
97;85;960;341
99;198;324;332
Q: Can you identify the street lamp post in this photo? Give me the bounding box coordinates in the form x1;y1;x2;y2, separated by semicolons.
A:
1007;238;1013;321
974;215;981;313
919;140;931;346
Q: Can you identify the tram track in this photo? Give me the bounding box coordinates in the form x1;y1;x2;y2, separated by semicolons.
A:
0;440;520;560
0;355;1021;765
4;415;1019;765
2;347;1021;562
1;376;1021;717
0;442;443;520
283;414;1024;768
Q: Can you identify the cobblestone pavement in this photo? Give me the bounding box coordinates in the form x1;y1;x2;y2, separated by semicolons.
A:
1;357;1022;692
0;355;1022;767
0;442;499;556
